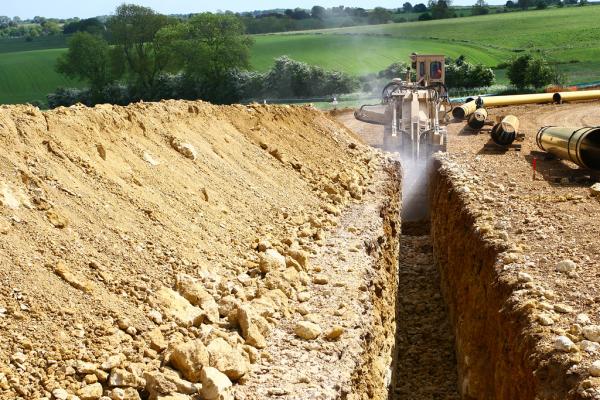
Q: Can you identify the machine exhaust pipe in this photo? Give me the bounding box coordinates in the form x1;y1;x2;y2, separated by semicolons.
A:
536;126;600;170
467;108;487;130
490;115;519;146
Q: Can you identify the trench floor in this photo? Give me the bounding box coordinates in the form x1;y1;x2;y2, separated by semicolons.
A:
392;229;460;400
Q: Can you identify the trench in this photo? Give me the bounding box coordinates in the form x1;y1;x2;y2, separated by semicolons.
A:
335;111;545;400
384;155;546;400
389;158;461;400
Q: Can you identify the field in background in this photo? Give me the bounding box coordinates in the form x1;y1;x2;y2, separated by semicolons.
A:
1;6;600;105
251;6;600;84
251;34;504;75
0;49;84;105
0;35;68;54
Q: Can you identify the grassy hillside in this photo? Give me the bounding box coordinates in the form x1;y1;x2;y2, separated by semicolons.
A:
1;6;600;106
0;35;69;54
251;6;600;83
251;34;506;75
0;49;84;105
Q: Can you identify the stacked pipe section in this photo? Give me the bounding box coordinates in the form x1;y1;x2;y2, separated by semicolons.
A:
467;108;487;130
491;115;520;146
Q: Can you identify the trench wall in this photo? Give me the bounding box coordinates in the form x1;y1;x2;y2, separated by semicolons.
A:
349;162;402;400
429;157;577;400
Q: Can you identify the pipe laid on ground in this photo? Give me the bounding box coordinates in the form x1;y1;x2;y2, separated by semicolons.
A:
536;126;600;170
452;100;477;120
500;114;519;133
490;115;520;146
552;90;600;104
467;108;487;130
467;93;556;107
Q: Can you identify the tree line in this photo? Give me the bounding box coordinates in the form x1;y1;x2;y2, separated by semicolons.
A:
55;4;253;105
49;2;564;108
51;4;361;108
3;0;589;41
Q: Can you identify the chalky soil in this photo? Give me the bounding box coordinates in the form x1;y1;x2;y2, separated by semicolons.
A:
392;231;460;400
391;156;460;400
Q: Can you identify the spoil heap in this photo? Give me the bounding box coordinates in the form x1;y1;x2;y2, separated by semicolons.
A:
0;101;400;400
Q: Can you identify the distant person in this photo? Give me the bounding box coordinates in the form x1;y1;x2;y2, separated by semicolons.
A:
431;63;442;80
332;97;338;110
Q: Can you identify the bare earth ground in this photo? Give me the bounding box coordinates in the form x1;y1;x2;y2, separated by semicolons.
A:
443;102;600;399
337;101;600;399
0;101;400;400
393;234;459;400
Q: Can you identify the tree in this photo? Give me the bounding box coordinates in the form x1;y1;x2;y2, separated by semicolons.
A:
56;32;116;95
505;0;516;7
368;7;393;24
430;0;455;19
106;4;173;94
311;5;326;19
445;57;495;88
352;8;369;17
157;13;253;103
262;56;357;98
418;12;433;19
378;62;411;79
41;21;61;35
63;18;104;35
285;8;310;19
507;54;531;88
403;2;414;12
518;0;533;9
524;57;556;88
536;0;548;8
472;0;490;14
0;16;10;29
414;3;429;12
507;54;557;88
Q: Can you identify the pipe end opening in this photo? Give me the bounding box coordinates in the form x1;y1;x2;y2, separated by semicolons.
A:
452;107;465;120
580;128;600;170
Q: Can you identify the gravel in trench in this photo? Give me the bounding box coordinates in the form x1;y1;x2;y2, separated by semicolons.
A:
392;233;460;400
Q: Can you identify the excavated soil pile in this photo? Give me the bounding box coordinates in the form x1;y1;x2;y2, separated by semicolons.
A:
0;101;401;400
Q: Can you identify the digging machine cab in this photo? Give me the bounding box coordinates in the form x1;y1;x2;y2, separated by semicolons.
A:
354;53;450;159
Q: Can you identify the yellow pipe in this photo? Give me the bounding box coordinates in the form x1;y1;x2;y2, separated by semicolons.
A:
470;93;555;107
467;108;487;130
501;115;519;133
537;126;600;170
553;90;600;103
452;100;477;120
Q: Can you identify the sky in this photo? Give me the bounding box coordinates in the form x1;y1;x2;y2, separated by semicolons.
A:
2;0;500;20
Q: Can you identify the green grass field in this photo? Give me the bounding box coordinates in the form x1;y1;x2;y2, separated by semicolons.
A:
0;35;69;54
251;34;506;74
251;6;600;84
1;6;600;106
0;49;84;105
